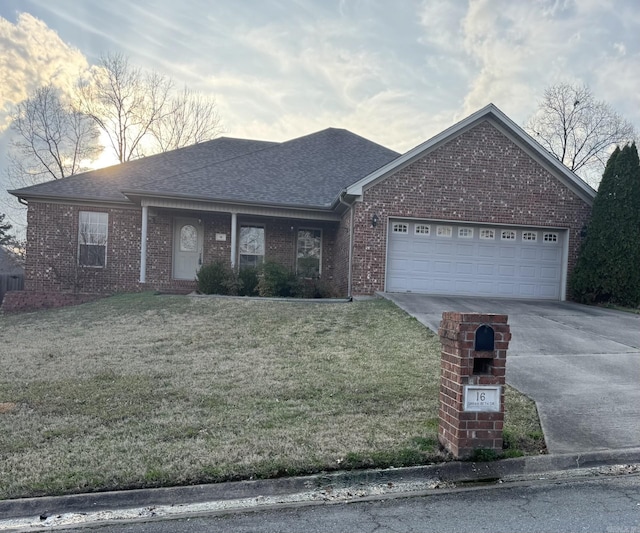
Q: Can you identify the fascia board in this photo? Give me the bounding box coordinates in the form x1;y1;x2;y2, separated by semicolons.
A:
122;190;333;211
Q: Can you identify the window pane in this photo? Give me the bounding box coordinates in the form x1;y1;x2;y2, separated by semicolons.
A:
79;211;108;267
79;244;106;267
239;254;264;269
239;226;264;255
180;224;197;252
239;226;264;269
297;229;321;277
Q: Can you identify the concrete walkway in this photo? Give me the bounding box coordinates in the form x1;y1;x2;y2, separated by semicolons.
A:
381;293;640;454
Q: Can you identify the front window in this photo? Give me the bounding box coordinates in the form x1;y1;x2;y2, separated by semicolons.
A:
297;229;321;277
78;211;108;267
239;225;264;269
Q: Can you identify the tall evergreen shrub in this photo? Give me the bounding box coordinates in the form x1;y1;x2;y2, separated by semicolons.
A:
570;144;640;306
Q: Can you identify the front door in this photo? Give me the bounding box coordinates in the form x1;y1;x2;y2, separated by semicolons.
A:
173;218;203;280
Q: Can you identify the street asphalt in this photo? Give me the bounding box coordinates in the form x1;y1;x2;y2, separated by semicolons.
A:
381;293;640;454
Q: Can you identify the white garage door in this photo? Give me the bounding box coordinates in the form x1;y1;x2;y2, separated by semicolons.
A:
386;220;565;299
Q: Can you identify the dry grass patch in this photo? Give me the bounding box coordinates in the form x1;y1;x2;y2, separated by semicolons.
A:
0;293;543;499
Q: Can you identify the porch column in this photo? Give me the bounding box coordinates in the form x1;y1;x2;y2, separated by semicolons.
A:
230;212;237;268
140;205;148;283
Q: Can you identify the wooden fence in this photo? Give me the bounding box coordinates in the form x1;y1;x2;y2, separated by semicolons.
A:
0;274;24;305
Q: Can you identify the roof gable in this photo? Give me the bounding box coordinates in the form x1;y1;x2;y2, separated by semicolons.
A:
346;104;596;205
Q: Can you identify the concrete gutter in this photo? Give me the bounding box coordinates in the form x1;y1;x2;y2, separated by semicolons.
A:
1;448;639;527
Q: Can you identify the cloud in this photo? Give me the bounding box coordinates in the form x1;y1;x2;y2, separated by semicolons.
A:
0;12;89;129
451;0;640;130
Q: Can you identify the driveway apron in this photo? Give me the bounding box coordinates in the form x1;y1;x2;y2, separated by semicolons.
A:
381;293;640;454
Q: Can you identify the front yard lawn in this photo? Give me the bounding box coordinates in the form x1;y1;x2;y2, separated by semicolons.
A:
0;293;544;499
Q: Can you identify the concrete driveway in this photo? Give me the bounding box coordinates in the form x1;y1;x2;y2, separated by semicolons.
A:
382;293;640;454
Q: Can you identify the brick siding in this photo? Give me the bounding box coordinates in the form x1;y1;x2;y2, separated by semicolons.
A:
22;203;343;299
350;120;593;296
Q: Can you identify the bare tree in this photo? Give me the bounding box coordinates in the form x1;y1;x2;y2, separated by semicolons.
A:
78;53;223;162
7;84;102;187
0;213;13;246
77;52;173;163
525;83;636;185
150;87;223;152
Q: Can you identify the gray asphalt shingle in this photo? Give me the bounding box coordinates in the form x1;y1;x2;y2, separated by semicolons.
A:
11;129;400;209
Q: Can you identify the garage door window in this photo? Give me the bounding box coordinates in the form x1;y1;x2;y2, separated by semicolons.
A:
501;230;516;241
522;231;537;241
458;227;473;239
415;224;430;235
480;228;495;240
392;223;408;233
543;232;558;243
437;226;452;238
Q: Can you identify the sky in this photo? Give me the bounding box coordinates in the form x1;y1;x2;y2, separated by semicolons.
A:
0;0;639;233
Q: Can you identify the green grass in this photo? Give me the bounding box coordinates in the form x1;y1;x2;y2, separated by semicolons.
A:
0;293;544;499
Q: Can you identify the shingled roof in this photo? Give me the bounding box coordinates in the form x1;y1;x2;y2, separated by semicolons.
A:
10;129;400;209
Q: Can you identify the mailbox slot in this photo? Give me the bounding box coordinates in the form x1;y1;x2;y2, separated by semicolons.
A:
474;324;494;352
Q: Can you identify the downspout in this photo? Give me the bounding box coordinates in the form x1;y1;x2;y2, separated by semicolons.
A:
140;205;148;284
338;191;355;298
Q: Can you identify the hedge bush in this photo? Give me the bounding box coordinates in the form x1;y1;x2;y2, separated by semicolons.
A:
197;260;340;299
257;261;299;297
196;261;236;295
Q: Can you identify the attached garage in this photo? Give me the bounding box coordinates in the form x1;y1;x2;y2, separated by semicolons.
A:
386;219;566;299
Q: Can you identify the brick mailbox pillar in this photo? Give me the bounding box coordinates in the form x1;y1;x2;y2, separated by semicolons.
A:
438;312;511;459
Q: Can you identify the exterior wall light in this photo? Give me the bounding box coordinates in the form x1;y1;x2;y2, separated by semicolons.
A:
371;214;379;227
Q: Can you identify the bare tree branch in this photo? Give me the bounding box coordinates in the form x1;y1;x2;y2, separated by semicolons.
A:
150;86;223;152
525;83;636;186
8;84;102;185
77;52;174;163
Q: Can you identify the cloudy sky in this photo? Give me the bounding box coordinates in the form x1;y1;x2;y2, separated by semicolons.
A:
0;0;639;208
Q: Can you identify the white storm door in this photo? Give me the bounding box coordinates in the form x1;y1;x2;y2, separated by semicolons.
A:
173;218;203;280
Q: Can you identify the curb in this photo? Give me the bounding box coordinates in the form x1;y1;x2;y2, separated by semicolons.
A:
2;448;640;520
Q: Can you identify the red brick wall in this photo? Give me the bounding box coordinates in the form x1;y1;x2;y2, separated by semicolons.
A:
25;202;142;294
24;203;343;296
350;120;593;296
237;216;339;284
333;209;352;296
203;214;233;265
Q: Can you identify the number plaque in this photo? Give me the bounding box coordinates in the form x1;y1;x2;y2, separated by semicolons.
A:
463;385;501;412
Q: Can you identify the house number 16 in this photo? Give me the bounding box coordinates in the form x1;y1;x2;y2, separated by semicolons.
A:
463;385;501;412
